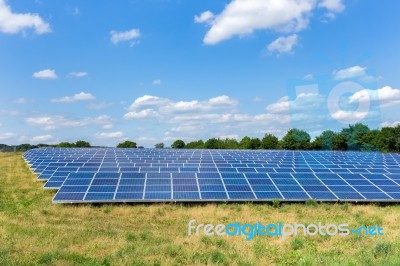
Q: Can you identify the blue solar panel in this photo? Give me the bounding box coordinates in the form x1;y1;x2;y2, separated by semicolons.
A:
21;148;400;203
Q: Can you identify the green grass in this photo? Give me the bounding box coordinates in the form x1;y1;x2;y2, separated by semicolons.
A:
1;152;400;265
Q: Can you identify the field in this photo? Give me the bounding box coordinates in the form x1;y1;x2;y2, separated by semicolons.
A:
1;152;400;266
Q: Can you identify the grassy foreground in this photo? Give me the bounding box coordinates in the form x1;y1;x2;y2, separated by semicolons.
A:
1;152;400;266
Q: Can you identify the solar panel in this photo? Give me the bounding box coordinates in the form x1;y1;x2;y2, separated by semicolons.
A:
22;148;400;203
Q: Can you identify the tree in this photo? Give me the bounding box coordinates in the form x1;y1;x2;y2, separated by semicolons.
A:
313;130;336;150
239;136;252;149
154;143;165;149
57;142;75;148
249;138;262;149
280;129;311;150
185;140;204;149
75;141;91;147
332;133;347;151
261;134;278;149
117;140;137;148
171;139;185;149
341;123;370;151
204;138;221;149
222;138;239;149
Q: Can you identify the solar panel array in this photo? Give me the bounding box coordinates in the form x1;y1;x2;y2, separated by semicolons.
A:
23;148;400;203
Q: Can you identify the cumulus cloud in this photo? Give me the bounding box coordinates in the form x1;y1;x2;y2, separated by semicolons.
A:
266;93;324;113
333;66;367;80
267;34;298;54
349;86;400;108
68;71;88;78
26;114;112;130
110;28;140;45
51;92;95;103
31;134;53;143
195;0;345;50
330;110;369;123
124;95;238;120
32;69;57;79
0;0;51;34
199;0;315;45
194;10;215;24
318;0;345;19
96;131;124;139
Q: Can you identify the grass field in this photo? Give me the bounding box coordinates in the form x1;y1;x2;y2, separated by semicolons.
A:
1;152;400;265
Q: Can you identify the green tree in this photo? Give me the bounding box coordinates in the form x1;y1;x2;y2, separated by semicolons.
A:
332;133;347;151
57;142;75;148
341;123;370;151
249;138;262;149
185;140;204;149
204;138;221;149
280;129;311;150
222;138;239;149
117;140;137;148
239;136;252;149
171;139;185;149
261;134;278;149
75;140;91;148
154;143;165;149
313;130;336;150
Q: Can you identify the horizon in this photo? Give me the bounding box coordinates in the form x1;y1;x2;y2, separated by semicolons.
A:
1;0;399;147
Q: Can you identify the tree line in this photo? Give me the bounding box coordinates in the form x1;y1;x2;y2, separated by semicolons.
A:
1;123;399;153
170;123;400;152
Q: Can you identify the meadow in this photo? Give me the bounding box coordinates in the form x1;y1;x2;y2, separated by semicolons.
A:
1;152;400;266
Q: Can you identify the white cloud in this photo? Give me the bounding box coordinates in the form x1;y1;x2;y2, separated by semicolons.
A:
267;34;298;54
349;86;400;108
381;121;400;128
110;28;140;45
304;74;314;80
254;96;263;102
331;110;369;122
26;114;112;130
31;134;53;143
318;0;345;19
69;71;88;78
199;0;315;45
124;109;159;120
0;0;50;34
0;132;15;140
87;102;112;110
333;66;367;80
0;109;18;116
124;95;238;120
32;69;57;79
152;79;161;85
15;97;29;104
102;124;114;129
266;93;324;114
219;134;239;140
194;10;215;24
137;136;156;142
96;131;124;139
51;92;95;103
171;124;201;133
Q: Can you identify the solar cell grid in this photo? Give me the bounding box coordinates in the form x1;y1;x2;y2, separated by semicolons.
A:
22;148;400;203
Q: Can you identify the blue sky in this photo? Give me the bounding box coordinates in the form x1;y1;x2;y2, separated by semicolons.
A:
0;0;400;147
